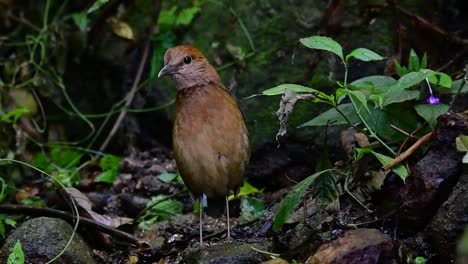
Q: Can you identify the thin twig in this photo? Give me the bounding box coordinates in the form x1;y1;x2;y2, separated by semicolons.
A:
382;132;432;171
389;124;419;140
396;124;426;156
6;12;41;32
98;0;161;152
98;42;150;152
0;204;149;247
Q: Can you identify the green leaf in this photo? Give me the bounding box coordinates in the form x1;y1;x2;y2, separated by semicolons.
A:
72;12;88;32
351;76;397;93
50;147;82;168
369;94;384;108
396;69;435;90
237;180;263;197
456;135;468;152
99;154;121;171
393;59;407;77
300;36;344;61
348;90;370;114
88;0;109;13
382;90;420;106
157;173;178;183
448;79;468;94
7;240;24;264
94;169;118;183
175;6;201;25
420;53;428;69
371;152;408;180
437;72;452;88
262;84;318;96
346;48;385;62
1;108;30;123
408;49;420;72
335;88;347;103
415;256;427;264
299;103;359;127
354;147;373;160
238;196;265;224
151;196;183;220
273;170;334;230
414;104;449;129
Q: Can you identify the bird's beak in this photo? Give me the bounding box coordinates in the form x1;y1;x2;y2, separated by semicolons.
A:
158;65;177;78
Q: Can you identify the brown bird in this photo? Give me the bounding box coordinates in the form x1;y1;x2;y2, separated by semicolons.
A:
158;46;250;244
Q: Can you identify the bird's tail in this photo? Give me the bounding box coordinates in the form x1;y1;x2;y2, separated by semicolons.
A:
205;197;226;218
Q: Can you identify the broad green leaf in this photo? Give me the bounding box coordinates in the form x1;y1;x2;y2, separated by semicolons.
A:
273;170;334;230
414;104;449;129
371;151;408;180
369;94;384;108
50;147;82;168
335;88;347;103
94;169;118;183
1;108;30;123
415;257;427;264
152;198;183;220
456;135;468;152
346;48;385;62
408;49;420;72
396;69;435;90
262;84;318;96
382;90;420;106
7;240;24;264
157;173;178;183
354;147;373;160
229;180;263;200
362;103;422;142
72;12;88;32
99;154;121;171
437;73;452;88
176;7;201;25
300;36;344;61
348;90;370;114
299;103;359;127
351;76;397;92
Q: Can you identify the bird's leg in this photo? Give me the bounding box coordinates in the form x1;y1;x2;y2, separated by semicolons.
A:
199;196;204;246
226;195;231;241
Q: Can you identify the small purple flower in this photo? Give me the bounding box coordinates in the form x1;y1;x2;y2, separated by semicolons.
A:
427;95;440;105
425;78;440;105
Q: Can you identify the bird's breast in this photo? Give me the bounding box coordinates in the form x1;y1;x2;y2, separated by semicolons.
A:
173;84;250;198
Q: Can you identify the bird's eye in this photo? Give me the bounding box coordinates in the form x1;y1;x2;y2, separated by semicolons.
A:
183;56;192;64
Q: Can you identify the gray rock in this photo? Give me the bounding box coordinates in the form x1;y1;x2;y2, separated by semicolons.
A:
182;241;272;264
0;217;95;264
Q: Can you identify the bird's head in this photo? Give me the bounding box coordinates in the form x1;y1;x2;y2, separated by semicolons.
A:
158;45;222;90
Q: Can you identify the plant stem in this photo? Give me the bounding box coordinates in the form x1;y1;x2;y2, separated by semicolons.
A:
343;63;396;155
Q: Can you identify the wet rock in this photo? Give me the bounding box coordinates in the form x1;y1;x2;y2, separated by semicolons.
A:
398;112;467;229
182;241;272;264
425;168;468;258
0;217;95;264
306;228;395;264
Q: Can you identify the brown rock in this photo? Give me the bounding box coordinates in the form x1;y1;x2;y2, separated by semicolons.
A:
306;228;395;264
